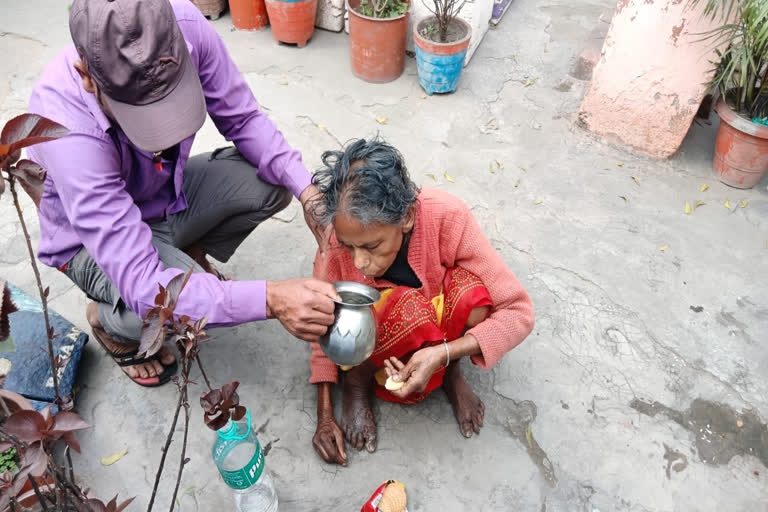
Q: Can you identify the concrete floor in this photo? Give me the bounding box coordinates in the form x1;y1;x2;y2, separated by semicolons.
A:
1;0;767;510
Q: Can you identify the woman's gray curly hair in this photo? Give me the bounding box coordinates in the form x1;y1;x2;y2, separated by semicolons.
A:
311;137;419;227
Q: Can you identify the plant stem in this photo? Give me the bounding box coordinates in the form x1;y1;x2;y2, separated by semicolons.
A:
169;372;191;512
196;355;213;392
0;396;11;420
27;474;51;512
9;179;61;406
64;446;75;487
146;388;184;512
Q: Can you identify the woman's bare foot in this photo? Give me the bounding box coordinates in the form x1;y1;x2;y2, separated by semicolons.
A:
443;359;484;438
86;302;175;380
341;360;377;452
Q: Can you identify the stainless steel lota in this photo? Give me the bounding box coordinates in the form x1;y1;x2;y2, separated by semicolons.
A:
318;281;381;367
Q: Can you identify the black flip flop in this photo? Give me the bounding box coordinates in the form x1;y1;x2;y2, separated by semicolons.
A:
91;327;177;387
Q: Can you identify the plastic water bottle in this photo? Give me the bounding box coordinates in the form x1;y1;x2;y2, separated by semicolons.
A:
213;409;278;512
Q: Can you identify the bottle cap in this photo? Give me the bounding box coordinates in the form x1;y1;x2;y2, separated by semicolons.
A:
217;408;251;441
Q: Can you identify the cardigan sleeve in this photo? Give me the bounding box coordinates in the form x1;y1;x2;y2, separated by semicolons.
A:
308;249;343;384
441;202;534;369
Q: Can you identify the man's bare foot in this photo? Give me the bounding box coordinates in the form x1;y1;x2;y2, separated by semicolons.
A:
443;359;484;438
86;302;176;380
341;360;377;453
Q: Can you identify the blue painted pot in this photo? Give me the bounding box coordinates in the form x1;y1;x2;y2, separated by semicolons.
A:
414;17;471;95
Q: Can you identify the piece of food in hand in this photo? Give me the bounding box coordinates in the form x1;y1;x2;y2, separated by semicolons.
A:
385;376;404;391
377;481;407;512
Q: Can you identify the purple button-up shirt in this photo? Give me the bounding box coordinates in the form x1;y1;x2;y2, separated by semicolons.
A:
27;0;312;326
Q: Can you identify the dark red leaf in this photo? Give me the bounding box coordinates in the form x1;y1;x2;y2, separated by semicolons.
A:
59;431;82;454
0;173;4;197
194;317;209;332
154;286;167;308
115;497;136;512
24;441;48;477
178;315;190;325
0;281;19;343
9;160;47;206
104;495;118;512
0;442;12;452
166;267;194;309
50;411;90;433
200;389;222;413
232;405;247;421
3;410;46;443
222;381;240;400
139;312;166;357
85;499;107;512
1;114;69;152
204;411;230;431
0;148;21;168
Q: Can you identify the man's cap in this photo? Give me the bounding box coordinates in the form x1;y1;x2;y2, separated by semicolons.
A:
69;0;206;152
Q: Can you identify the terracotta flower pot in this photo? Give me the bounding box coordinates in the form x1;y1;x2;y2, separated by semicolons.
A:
229;0;269;30
347;0;410;83
414;16;471;95
713;98;768;189
264;0;318;47
191;0;228;19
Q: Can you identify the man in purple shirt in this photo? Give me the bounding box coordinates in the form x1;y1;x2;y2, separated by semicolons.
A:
27;0;338;386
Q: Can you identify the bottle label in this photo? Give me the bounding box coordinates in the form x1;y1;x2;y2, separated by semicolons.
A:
219;439;265;490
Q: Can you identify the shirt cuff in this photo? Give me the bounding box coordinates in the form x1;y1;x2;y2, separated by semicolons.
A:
227;280;267;323
286;166;313;199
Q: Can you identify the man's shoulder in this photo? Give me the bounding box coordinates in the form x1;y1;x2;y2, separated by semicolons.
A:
29;46;108;140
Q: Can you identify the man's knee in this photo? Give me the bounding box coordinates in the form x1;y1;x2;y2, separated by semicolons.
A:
465;305;491;330
265;186;293;216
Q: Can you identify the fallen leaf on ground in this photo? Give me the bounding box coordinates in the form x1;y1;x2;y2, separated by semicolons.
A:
616;162;624;167
279;81;288;86
694;200;706;209
518;165;527;172
740;199;748;208
523;77;539;87
660;245;669;252
684;202;692;215
376;117;388;125
533;199;543;205
489;163;496;174
700;184;709;192
495;159;504;170
619;195;629;205
317;124;325;131
426;173;437;182
525;426;533;448
632;176;640;186
101;450;128;466
420;94;427;99
444;171;455;183
441;141;449;147
724;199;731;208
514;179;521;188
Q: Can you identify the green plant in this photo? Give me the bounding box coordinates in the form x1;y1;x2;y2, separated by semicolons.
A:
694;0;768;118
0;448;18;474
422;0;466;42
358;0;408;18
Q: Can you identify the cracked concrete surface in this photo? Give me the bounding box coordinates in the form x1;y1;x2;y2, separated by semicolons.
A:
2;0;767;510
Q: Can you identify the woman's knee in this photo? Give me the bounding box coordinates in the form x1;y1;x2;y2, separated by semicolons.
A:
465;305;491;330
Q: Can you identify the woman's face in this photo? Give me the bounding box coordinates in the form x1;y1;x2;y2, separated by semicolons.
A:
333;210;414;279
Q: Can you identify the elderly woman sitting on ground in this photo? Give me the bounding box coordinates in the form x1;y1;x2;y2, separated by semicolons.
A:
308;138;534;466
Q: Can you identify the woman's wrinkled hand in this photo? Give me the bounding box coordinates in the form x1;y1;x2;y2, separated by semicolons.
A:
383;346;444;399
313;414;347;466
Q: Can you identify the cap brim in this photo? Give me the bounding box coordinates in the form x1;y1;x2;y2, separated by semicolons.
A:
104;53;206;153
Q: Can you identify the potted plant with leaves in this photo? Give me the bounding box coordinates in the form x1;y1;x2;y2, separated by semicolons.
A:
413;0;471;95
348;0;410;83
0;114;135;511
264;0;318;47
696;0;768;188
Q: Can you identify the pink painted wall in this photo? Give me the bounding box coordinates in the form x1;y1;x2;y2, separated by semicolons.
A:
579;0;725;158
